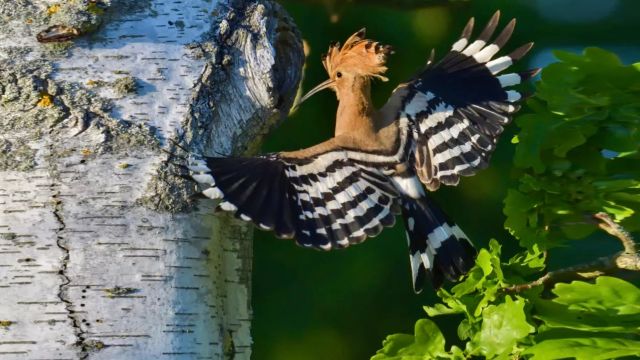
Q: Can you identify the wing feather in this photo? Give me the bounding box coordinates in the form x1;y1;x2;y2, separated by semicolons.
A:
189;147;400;250
386;11;535;190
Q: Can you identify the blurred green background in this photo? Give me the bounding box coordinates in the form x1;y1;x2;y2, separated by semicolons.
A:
252;1;640;359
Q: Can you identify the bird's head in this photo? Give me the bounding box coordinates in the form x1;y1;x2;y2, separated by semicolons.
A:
297;29;393;105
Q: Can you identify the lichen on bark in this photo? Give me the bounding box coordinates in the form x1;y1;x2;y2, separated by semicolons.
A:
0;138;36;171
0;55;158;173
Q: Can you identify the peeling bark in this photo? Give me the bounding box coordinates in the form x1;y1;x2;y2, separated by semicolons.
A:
0;0;303;358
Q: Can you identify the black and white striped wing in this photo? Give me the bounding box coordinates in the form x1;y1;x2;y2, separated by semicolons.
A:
398;11;537;190
188;153;400;250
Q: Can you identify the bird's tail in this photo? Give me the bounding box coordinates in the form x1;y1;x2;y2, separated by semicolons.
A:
401;196;477;293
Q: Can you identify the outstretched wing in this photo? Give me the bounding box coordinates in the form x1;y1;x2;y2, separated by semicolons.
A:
187;149;401;250
390;11;537;191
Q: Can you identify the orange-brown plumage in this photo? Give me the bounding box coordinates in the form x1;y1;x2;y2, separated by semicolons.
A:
321;28;393;82
288;28;399;153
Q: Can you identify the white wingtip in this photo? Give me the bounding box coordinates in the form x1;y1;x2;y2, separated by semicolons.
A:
486;55;513;74
187;159;210;173
219;201;237;212
451;38;468;52
497;73;522;87
473;44;500;63
461;40;486;56
259;223;272;230
202;187;223;199
506;90;522;102
191;173;215;185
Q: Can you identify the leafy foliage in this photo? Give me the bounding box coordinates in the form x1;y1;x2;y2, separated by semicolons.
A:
506;48;640;250
373;48;640;359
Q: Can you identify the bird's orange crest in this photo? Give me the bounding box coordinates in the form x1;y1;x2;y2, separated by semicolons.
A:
321;28;393;81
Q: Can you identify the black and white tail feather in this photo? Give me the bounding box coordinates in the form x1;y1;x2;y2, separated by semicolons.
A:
185;11;534;292
401;196;475;292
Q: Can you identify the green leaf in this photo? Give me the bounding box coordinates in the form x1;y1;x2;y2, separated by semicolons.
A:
470;296;534;358
550;124;588;157
583;47;624;67
551;276;640;315
593;179;640;191
504;189;544;249
523;337;640;360
456;319;475;341
372;319;447;360
534;297;640;334
424;303;461;317
473;284;498;317
373;334;414;359
530;277;640;359
476;248;493;277
602;201;634;221
449;266;484;298
513;113;553;172
505;246;546;277
487;239;503;281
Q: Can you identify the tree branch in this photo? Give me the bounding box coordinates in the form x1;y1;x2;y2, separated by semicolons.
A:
505;212;640;293
595;212;637;254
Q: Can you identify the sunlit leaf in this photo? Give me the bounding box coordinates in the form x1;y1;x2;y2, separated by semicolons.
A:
523;337;640;360
551;277;640;314
423;303;461;317
470;296;534;358
371;319;447;360
505;246;546;277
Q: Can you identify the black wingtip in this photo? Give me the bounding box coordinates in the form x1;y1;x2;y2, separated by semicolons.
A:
356;27;366;38
519;68;541;81
477;10;501;42
413;264;426;294
509;42;534;61
492;18;516;49
426;48;435;66
461;17;475;39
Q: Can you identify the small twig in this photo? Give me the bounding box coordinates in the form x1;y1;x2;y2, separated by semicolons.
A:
505;213;639;293
594;212;637;254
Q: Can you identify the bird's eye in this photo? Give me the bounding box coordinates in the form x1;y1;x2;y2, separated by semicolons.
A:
336;72;342;78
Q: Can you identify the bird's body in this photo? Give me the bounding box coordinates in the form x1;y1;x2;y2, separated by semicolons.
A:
184;11;536;292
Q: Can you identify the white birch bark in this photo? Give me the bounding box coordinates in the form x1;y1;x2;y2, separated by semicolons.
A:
0;0;303;358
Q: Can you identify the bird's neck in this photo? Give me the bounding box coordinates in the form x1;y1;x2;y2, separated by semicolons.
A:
335;77;376;136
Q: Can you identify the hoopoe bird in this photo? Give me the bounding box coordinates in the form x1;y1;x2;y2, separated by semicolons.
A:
186;11;536;292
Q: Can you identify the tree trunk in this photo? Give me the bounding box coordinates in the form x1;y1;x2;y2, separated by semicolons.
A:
0;0;303;358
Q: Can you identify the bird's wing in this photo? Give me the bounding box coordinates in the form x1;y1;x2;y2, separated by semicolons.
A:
385;11;537;191
187;142;401;250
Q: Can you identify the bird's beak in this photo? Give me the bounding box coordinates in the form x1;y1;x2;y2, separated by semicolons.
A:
292;78;335;111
